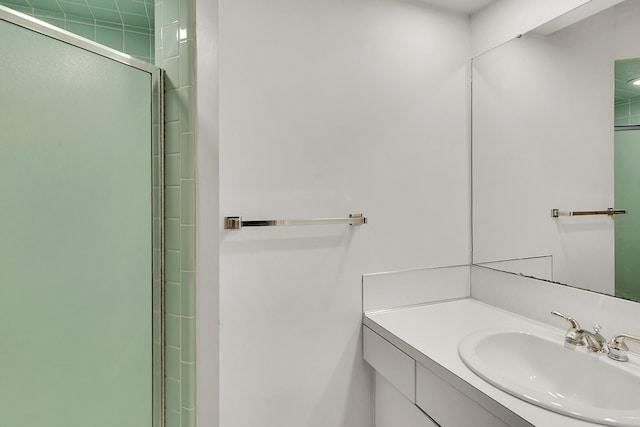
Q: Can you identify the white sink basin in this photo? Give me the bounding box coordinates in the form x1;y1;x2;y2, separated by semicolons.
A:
458;330;640;426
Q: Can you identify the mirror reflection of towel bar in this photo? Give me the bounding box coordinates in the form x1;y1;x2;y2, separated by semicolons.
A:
551;208;627;218
224;213;367;230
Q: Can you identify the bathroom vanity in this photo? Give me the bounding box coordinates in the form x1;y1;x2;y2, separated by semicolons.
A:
363;266;640;427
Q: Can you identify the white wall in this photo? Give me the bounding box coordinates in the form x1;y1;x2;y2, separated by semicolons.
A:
472;2;640;295
193;2;640;426
469;0;619;57
216;0;471;425
195;0;219;426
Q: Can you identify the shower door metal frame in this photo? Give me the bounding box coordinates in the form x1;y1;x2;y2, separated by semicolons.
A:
0;6;165;427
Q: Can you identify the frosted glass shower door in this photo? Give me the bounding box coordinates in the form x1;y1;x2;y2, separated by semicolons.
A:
0;16;152;427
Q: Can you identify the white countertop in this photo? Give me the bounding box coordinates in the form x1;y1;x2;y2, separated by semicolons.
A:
364;298;613;427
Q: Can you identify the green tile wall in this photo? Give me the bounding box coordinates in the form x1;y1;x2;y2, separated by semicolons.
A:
156;0;197;426
0;2;154;63
0;0;154;28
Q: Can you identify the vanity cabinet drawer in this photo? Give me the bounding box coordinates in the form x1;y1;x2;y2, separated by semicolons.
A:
363;326;416;402
416;363;509;427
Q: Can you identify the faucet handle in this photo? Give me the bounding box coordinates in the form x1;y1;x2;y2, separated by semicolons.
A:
587;324;608;353
551;311;583;346
592;324;607;341
608;334;640;362
551;310;581;329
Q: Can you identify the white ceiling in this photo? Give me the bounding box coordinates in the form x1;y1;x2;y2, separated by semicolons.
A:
418;0;496;14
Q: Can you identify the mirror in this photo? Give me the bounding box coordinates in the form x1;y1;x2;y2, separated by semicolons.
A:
472;0;640;301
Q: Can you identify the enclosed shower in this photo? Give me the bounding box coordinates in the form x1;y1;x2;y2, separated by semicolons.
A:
0;6;163;427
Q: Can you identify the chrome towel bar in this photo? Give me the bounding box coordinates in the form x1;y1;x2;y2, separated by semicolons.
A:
224;213;367;230
551;208;627;218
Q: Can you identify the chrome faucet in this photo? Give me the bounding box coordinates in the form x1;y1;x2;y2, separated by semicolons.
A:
551;311;608;353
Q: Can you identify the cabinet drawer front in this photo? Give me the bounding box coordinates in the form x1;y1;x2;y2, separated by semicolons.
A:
363;326;416;402
416;363;509;427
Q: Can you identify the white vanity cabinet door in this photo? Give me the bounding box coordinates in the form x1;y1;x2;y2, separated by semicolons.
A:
416;363;509;427
363;326;416;402
375;373;439;427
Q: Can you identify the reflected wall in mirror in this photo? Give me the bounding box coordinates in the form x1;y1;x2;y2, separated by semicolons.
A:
472;0;640;301
614;57;640;299
615;57;640;126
